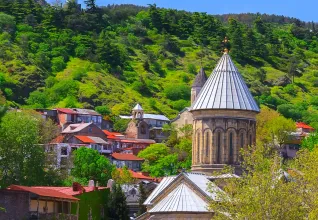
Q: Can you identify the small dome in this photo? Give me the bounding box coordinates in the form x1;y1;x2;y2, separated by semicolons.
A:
191;54;260;112
133;103;143;111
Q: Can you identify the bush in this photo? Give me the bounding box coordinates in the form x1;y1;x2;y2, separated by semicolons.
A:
51;56;66;73
95;105;111;116
171;100;189;111
72;68;88;81
187;64;197;74
113;118;129;132
277;104;303;121
164;84;190;101
164;59;175;70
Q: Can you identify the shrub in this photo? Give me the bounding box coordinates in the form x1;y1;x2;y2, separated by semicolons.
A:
164;84;190;101
51;56;66;73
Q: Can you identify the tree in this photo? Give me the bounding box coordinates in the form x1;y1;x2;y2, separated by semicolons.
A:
256;106;296;149
208;145;307;220
137;182;147;216
301;132;318;151
72;147;114;185
111;166;134;185
108;183;129;220
113;118;129;133
95;105;111;116
0;111;46;187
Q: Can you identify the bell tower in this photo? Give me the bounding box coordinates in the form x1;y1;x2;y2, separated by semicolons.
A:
191;67;207;105
132;103;144;120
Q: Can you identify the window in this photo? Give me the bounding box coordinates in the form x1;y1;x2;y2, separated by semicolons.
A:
140;124;146;134
240;133;244;148
249;134;252;146
217;132;221;164
88;127;92;133
197;133;200;163
61;147;68;156
205;132;209;156
229;133;233;157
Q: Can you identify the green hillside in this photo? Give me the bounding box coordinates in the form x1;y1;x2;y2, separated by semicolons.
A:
0;2;317;127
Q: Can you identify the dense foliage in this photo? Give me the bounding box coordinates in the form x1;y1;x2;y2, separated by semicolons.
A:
0;1;317;127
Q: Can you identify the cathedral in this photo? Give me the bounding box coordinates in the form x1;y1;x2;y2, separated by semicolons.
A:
190;50;260;173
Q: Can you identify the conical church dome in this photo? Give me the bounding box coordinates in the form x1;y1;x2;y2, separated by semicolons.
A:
191;53;260;112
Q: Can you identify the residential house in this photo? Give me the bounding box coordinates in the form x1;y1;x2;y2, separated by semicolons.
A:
37;108;113;130
281;122;315;158
0;183;109;220
111;152;144;171
120;104;170;143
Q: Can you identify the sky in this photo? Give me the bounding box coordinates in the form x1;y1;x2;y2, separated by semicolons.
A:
76;0;318;22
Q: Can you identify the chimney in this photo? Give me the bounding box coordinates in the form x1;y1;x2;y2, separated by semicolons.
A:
107;179;115;192
72;182;82;192
88;180;95;187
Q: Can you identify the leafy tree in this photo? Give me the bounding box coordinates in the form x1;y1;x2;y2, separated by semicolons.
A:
164;84;190;101
72;147;114;185
107;183;129;220
0;111;47;187
113;118;129;133
111;166;134;185
0;13;15;34
137;182;147;216
95;105;111;116
301;132;318;151
208;145;306;220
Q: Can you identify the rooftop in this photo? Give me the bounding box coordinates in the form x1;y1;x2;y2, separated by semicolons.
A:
62;123;92;133
191;53;260;112
133;103;143;111
296;122;315;130
75;135;107;144
120;114;170;121
117;168;154;181
32;186;108;196
111;152;144;161
55;108;101;116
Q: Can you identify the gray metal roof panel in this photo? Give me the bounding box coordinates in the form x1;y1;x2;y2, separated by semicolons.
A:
192;67;208;87
148;182;209;213
191;53;260;112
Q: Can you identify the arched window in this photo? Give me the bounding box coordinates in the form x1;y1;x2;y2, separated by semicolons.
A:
240;133;244;148
205;132;209;156
217;132;221;164
197;133;200;163
229;132;233;159
141;124;146;134
249;134;252;146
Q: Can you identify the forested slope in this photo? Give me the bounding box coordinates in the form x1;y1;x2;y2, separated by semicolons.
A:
0;2;317;128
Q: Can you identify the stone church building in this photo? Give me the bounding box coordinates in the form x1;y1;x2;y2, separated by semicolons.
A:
138;50;260;219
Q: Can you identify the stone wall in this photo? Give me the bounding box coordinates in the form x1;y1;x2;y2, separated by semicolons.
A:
0;190;30;219
191;109;257;173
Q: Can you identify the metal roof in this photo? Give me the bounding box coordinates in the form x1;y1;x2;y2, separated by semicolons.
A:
119;114;170;121
144;176;176;205
191;53;260;112
133;104;143;111
62;123;92;133
192;67;208;87
149;182;209;213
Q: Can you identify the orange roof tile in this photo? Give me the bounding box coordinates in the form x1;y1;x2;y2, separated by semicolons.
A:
7;185;79;201
50;135;65;144
75;135;95;143
296;122;315;130
33;186;108;196
111;152;144;161
117;168;154;180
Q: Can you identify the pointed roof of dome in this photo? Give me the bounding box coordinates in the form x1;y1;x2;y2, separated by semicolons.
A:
192;67;207;87
191;53;260;112
133;103;143;111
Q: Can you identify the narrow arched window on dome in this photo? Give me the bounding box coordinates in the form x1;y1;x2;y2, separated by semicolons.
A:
229;132;233;164
197;133;200;163
249;134;252;146
205;132;209;156
217;132;221;164
240;133;244;148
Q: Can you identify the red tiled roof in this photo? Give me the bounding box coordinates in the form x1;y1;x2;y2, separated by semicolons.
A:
56;108;76;114
117;168;153;180
75;135;95;143
103;130;123;140
50;135;65;144
33;186;108;196
111;152;144;161
120;139;155;144
7;185;79;201
296;122;315;130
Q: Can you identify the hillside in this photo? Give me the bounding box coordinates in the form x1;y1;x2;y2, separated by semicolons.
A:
0;2;317;128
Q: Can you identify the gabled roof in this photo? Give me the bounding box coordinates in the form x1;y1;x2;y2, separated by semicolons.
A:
74;136;107;144
144;172;223;210
191;53;260;112
55;108;101;116
296;122;314;130
133;104;143;111
117;168;154;181
120;114;170;121
149;182;209;213
7;185;79;201
111;152;144;161
192;67;208;87
62;123;92;133
50;135;65;144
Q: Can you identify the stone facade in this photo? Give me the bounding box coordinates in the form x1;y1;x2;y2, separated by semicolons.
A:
0;190;30;220
126;120;150;140
191;109;257;174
